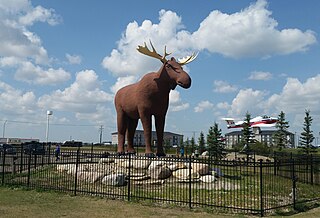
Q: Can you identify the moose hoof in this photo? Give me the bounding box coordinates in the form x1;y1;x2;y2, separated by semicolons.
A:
156;153;166;157
117;152;126;156
126;151;136;156
145;153;155;158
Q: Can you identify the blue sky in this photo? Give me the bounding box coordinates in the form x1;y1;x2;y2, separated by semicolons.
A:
1;0;320;144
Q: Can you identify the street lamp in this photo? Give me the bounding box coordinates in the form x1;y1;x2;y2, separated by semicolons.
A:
46;110;53;162
46;110;53;143
2;120;7;138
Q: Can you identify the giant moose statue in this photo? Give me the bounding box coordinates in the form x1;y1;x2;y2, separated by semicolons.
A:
114;42;197;157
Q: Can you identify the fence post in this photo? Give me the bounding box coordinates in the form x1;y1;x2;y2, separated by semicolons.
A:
20;144;23;173
27;151;32;187
259;160;264;217
310;155;313;185
292;159;297;211
189;155;192;209
1;148;6;185
127;154;131;201
74;146;80;196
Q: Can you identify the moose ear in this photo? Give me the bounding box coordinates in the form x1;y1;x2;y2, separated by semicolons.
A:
171;57;176;61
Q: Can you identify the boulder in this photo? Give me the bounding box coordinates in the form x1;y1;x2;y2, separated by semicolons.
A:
148;160;166;170
148;166;172;180
191;163;209;175
114;158;151;169
78;171;104;183
172;169;200;181
98;157;115;164
200;175;216;183
102;174;127;186
167;162;187;171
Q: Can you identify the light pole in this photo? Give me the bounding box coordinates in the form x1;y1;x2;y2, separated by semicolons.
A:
2;120;7;138
46;110;53;162
46;110;53;143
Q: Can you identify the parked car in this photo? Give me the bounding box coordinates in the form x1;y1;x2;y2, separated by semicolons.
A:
23;142;45;155
0;144;17;155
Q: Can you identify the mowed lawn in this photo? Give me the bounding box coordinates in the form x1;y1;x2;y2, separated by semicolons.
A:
0;186;319;218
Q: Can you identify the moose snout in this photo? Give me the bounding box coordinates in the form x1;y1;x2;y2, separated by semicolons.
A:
178;77;191;89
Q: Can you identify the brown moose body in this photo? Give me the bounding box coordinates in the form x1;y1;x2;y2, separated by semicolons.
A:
114;42;197;157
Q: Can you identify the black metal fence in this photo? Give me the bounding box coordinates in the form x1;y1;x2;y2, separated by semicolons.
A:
1;146;320;216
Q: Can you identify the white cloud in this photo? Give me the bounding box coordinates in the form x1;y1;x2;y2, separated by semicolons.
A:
0;80;38;115
192;0;316;58
0;0;60;64
66;53;82;65
102;0;316;78
102;9;185;77
213;80;237;93
14;61;71;85
267;75;320;114
229;88;267;116
110;76;137;94
169;90;189;112
18;5;61;26
249;71;272;80
38;70;113;120
194;100;214;112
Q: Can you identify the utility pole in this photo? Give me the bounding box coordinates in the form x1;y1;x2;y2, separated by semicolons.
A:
99;125;104;144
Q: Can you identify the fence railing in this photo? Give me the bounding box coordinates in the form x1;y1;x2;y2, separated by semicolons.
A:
1;147;320;216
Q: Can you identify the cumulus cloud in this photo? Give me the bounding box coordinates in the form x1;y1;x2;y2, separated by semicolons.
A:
249;71;273;80
213;80;238;93
267;75;320;114
38;70;113;121
110;76;137;94
102;0;316;79
192;0;316;58
169;90;189;112
18;5;61;26
66;54;82;65
14;61;71;85
194;100;214;112
0;80;38;115
228;88;267;116
0;0;61;64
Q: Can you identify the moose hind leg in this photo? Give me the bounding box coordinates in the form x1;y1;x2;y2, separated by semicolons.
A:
116;109;127;154
155;115;166;157
127;118;138;153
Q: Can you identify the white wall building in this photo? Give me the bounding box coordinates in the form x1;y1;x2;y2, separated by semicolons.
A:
111;130;183;147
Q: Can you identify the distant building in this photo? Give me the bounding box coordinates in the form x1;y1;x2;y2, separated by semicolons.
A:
111;130;183;147
0;137;40;145
224;127;295;148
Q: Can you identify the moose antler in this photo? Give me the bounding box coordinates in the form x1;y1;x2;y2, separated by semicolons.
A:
137;41;171;63
177;52;198;66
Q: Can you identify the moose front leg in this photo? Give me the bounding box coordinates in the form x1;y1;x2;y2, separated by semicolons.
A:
155;115;166;157
140;113;153;156
126;118;138;153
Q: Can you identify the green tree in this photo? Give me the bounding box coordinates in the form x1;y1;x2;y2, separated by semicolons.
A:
190;137;196;154
207;122;226;160
198;131;206;154
273;111;290;150
300;109;316;155
185;137;190;156
241;112;255;154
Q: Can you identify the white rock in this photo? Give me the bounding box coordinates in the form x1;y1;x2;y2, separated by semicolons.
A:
172;169;200;181
102;174;127;186
191;163;209;175
200;175;216;183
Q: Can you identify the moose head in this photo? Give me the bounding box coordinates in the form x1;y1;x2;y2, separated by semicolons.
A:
137;41;197;90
